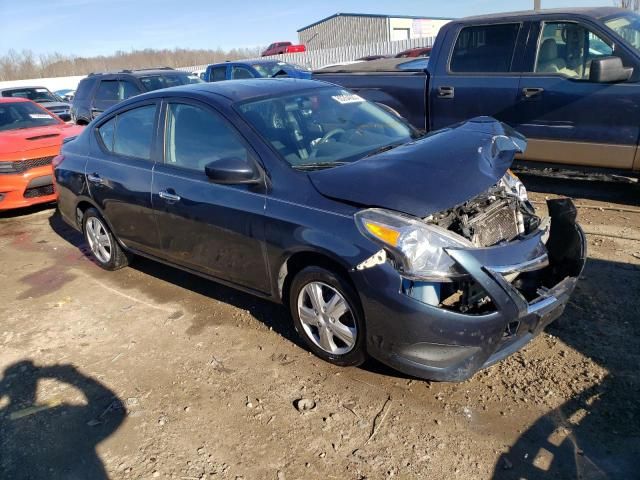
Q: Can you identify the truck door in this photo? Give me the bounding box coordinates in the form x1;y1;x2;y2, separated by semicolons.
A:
430;22;527;130
516;20;640;170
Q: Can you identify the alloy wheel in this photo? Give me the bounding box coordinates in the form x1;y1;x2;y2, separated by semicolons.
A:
85;217;112;264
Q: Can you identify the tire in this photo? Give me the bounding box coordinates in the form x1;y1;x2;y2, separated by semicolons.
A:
289;266;366;367
82;208;131;271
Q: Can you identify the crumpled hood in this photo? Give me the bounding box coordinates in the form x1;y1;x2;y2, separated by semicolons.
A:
308;117;527;218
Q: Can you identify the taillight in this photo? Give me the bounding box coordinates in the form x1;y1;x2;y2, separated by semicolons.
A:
52;155;65;168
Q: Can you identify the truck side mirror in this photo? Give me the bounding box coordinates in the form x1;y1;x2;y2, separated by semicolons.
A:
589;56;633;83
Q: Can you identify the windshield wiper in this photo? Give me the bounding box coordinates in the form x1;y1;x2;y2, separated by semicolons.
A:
362;142;404;159
293;161;348;171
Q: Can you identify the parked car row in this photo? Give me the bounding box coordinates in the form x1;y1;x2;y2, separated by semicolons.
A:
0;86;72;121
202;60;311;82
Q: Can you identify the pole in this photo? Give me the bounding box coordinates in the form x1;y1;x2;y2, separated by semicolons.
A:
534;0;541;10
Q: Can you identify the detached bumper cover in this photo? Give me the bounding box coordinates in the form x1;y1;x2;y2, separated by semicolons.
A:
354;199;586;382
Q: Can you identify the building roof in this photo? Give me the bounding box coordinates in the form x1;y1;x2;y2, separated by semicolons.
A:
459;7;626;23
298;13;454;32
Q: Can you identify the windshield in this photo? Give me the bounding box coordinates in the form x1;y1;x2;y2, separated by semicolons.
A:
605;12;640;52
2;87;59;103
237;87;417;169
139;73;204;91
0;101;59;132
251;62;307;77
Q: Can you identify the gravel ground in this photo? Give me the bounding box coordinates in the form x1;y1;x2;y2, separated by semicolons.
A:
0;175;639;480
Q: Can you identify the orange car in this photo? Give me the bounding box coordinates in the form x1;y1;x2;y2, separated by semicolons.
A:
0;97;83;211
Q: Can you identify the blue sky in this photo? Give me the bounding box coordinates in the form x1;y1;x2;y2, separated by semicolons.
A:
1;0;611;57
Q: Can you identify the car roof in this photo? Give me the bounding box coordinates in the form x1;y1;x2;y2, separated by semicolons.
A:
86;68;190;78
459;7;626;23
0;86;50;92
138;78;329;103
0;97;33;103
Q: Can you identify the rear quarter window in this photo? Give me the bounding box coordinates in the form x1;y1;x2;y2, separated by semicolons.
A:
74;78;96;101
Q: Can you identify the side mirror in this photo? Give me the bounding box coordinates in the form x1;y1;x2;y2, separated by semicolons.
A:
204;156;261;185
589;56;633;83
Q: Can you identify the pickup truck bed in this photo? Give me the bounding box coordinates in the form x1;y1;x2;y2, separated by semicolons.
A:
315;59;429;131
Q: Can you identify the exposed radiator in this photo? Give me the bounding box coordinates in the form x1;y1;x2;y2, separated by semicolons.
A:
466;200;521;247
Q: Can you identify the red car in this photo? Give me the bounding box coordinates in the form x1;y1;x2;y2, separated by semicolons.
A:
395;47;433;58
0;98;83;211
261;42;306;56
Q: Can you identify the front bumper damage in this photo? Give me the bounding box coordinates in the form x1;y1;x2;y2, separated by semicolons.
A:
354;199;586;382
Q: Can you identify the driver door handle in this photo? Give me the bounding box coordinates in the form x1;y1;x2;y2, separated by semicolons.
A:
522;87;544;99
159;190;181;202
438;86;455;99
87;173;103;184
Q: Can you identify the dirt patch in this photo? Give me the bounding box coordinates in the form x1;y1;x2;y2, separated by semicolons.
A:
0;179;639;479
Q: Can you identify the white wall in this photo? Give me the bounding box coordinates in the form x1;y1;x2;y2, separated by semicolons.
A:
0;75;86;92
0;35;439;89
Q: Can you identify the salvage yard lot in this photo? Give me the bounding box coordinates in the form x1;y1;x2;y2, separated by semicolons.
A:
1;176;639;479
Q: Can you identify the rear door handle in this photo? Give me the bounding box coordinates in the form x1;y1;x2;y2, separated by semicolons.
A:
159;190;181;203
438;86;455;99
522;87;544;99
87;173;103;184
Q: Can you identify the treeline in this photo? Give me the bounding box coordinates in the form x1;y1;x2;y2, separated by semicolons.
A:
0;47;264;81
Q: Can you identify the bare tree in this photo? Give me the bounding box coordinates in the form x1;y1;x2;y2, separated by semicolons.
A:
616;0;640;11
0;46;265;81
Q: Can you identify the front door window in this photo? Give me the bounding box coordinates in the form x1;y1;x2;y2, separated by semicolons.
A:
535;22;613;79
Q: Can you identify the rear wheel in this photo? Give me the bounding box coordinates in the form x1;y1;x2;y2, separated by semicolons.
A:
82;208;131;270
289;266;366;367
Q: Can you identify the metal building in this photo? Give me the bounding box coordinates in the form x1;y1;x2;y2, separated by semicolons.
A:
298;13;452;50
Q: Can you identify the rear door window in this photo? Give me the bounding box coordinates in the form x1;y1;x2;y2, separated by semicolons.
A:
95;80;120;101
231;66;255;79
450;23;521;73
97;104;157;160
120;80;142;99
212;66;227;82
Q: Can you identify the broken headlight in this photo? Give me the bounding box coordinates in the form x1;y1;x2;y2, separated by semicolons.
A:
355;208;473;281
500;169;528;202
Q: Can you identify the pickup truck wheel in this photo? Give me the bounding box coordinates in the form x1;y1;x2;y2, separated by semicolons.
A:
82;208;131;271
289;266;366;367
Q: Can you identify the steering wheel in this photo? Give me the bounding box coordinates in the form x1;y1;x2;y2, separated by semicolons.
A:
317;128;345;145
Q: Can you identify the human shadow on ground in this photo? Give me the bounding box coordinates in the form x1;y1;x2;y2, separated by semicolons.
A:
493;257;640;479
0;360;125;480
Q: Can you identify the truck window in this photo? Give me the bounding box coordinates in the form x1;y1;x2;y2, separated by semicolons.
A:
211;66;227;82
450;24;520;73
231;66;255;80
534;22;613;79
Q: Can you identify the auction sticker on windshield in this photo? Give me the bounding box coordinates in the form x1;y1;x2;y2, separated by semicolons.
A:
332;93;365;104
29;114;51;119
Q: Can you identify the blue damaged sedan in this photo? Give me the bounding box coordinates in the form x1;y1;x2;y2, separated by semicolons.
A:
53;79;586;381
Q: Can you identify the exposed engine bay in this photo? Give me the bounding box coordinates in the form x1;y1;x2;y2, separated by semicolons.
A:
405;173;547;315
424;175;541;247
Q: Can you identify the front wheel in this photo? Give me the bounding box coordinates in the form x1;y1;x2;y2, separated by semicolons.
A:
82;208;131;270
289;266;366;367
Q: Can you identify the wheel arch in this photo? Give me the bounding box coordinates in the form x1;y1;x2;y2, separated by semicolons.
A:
277;249;357;305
